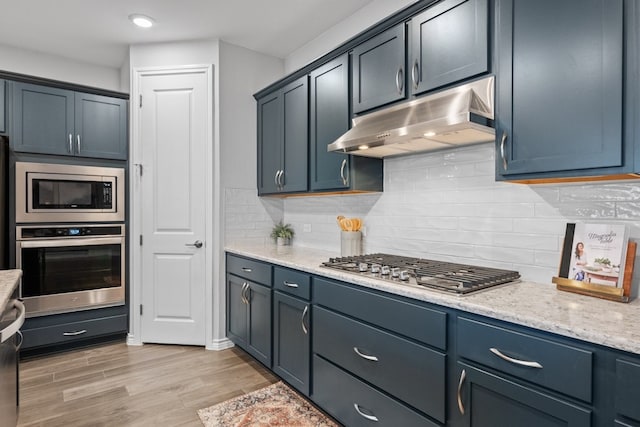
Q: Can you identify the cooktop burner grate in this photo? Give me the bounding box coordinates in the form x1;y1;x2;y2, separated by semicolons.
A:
321;253;520;295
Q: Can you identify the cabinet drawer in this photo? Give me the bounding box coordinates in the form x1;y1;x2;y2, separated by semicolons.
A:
21;314;127;350
616;358;640;421
457;317;593;402
314;306;445;421
313;277;446;350
274;267;311;300
226;254;272;286
313;355;439;427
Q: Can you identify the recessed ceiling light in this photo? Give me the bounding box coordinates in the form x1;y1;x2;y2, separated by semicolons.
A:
129;14;155;28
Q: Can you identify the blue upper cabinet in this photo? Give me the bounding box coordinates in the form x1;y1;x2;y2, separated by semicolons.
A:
0;80;6;134
11;82;128;160
352;24;406;114
74;92;128;160
309;54;351;191
409;0;489;95
257;76;309;196
496;0;638;181
11;83;74;156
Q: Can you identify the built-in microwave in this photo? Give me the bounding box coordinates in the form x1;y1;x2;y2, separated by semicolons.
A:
15;162;125;223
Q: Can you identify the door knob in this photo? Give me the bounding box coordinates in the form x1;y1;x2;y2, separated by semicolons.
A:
185;240;203;248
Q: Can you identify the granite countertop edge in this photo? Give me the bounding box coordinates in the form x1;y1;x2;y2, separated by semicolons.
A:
225;244;640;356
0;270;23;312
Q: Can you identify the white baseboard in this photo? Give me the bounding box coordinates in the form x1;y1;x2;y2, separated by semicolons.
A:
126;334;143;346
206;338;234;351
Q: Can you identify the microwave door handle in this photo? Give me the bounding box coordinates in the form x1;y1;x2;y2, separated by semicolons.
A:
18;237;124;248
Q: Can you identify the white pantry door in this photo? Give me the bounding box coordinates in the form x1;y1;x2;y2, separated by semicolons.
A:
139;69;208;345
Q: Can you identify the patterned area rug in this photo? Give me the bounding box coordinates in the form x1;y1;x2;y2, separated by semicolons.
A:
197;381;339;427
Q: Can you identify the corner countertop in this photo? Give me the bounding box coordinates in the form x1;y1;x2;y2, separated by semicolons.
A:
0;270;22;312
226;243;640;356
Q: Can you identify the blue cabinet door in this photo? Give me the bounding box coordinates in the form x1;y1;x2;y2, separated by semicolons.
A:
496;0;626;177
11;82;74;156
257;91;281;195
352;24;406;114
246;282;272;367
0;80;5;134
281;77;309;193
457;362;592;426
409;0;488;95
309;54;351;191
74;92;127;160
273;291;310;395
226;274;249;349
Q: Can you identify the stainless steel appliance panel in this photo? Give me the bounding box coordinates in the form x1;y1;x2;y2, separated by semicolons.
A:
16;224;125;317
15;162;125;223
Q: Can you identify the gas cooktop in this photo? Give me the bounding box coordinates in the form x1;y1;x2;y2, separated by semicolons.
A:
321;253;520;295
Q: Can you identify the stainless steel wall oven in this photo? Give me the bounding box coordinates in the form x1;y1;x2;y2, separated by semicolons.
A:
16;224;125;317
15;162;125;224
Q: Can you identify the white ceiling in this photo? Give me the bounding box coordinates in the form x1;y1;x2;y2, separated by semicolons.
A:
0;0;374;69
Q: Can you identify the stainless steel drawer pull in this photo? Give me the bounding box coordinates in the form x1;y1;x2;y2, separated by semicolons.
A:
490;347;543;369
301;305;309;335
241;282;249;305
457;369;466;415
284;281;299;288
395;67;404;94
241;267;253;273
353;403;378;422
63;330;88;337
68;134;73;153
353;347;378;362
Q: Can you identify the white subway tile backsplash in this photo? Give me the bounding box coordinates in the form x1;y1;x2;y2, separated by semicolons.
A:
225;146;640;283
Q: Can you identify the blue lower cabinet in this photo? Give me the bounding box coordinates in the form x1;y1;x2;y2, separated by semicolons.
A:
273;291;310;395
615;358;640;423
456;362;592;427
314;306;445;422
312;355;439;426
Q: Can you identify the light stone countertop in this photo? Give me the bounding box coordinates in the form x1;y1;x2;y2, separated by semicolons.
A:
0;270;22;312
226;243;640;356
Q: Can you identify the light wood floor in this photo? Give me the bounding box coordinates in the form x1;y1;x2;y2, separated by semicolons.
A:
17;341;278;427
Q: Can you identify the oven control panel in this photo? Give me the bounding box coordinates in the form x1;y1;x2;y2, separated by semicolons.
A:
18;225;124;239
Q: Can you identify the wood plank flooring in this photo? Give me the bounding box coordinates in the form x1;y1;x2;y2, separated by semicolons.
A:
18;341;278;427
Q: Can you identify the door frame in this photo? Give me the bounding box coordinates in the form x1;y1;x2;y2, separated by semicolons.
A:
129;64;226;349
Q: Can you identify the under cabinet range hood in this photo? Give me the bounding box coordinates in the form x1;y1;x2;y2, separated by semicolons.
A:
328;76;496;158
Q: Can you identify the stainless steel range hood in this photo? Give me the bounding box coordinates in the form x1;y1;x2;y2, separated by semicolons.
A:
328;76;495;158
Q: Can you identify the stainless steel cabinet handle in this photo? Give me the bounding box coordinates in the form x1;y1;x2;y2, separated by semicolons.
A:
76;134;81;153
500;131;508;171
16;331;24;351
457;369;466;415
278;169;284;188
353;403;378;422
284;281;299;288
0;300;26;343
274;170;280;188
411;60;419;90
340;158;348;186
490;347;543;368
395;67;404;94
185;240;203;248
63;330;88;337
241;267;253;273
353;347;379;362
241;282;249;304
68;134;73;153
301;305;309;335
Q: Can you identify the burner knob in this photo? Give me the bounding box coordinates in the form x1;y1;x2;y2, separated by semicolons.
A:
380;265;391;276
370;263;381;273
399;270;410;281
358;262;369;272
391;267;400;278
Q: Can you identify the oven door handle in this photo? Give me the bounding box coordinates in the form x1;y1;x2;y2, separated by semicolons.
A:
18;237;124;248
